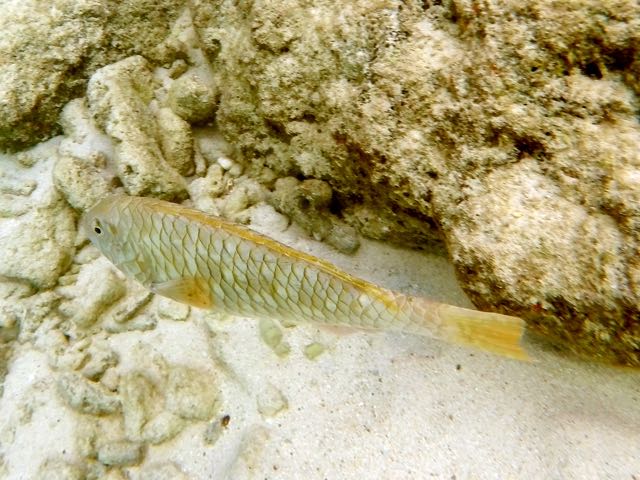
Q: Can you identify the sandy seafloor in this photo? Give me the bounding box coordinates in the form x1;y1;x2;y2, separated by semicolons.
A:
1;210;639;480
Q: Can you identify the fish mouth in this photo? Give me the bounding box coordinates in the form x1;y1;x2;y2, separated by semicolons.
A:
81;206;99;241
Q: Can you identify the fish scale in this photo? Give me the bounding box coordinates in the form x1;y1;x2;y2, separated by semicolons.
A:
84;195;530;360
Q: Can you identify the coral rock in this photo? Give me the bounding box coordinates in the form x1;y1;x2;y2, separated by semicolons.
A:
193;0;640;364
87;56;187;200
0;0;186;151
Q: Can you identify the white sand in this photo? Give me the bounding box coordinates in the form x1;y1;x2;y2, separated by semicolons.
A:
1;217;639;479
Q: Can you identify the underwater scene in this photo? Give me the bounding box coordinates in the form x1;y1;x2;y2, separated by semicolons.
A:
0;1;639;478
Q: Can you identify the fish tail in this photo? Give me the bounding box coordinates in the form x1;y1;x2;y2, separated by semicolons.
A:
435;303;530;361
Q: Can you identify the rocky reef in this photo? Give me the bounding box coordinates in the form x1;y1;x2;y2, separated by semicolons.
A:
190;0;640;364
197;0;640;364
1;0;639;363
0;0;640;472
1;1;640;475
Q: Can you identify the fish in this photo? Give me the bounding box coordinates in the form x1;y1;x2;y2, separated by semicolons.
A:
83;195;529;360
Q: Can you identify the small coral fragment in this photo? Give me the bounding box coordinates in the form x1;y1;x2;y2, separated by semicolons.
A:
53;154;114;211
258;318;290;357
35;459;85;480
168;72;218;123
56;372;121;415
119;371;161;441
303;342;326;360
165;365;219;421
142;411;185;445
97;440;143;467
256;384;288;418
270;177;360;254
58;258;127;329
87;56;187;200
156;107;195;176
154;297;190;322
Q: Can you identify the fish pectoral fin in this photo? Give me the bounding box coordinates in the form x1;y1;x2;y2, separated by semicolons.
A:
150;277;213;310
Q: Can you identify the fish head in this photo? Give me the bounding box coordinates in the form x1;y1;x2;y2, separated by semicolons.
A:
82;195;140;276
82;195;151;282
83;195;125;251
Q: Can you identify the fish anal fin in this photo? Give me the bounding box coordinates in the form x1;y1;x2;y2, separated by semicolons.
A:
151;277;213;310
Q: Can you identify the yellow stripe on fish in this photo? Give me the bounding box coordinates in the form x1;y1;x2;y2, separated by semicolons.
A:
83;195;530;360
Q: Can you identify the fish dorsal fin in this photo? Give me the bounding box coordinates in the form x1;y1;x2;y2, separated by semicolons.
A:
150;277;213;310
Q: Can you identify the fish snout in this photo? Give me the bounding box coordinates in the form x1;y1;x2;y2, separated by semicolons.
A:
82;195;124;244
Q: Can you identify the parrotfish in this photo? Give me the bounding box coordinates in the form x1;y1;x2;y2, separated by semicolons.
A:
84;195;529;360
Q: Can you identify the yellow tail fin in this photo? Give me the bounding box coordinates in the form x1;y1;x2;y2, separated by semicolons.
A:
436;304;530;361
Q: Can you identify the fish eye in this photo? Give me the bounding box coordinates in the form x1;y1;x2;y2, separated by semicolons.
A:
92;219;118;236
